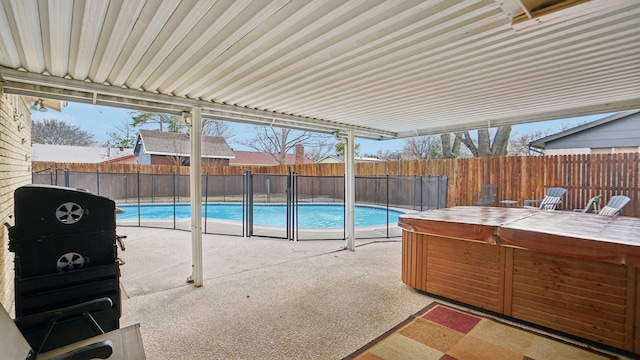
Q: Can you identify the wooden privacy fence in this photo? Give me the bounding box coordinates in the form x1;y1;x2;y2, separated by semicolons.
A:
33;153;639;217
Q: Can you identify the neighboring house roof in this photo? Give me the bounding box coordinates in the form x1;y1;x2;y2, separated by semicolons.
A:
101;154;138;164
31;144;134;163
530;110;640;150
134;130;235;159
316;155;343;163
316;155;384;163
230;150;313;166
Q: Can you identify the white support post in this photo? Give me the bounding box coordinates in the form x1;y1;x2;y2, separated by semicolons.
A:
189;106;203;287
345;129;355;251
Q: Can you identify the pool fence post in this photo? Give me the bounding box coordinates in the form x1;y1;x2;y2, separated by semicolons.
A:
286;171;291;241
151;175;154;203
204;173;208;234
386;174;389;238
242;172;246;237
294;172;298;242
420;175;423;211
137;170;140;226
244;171;253;237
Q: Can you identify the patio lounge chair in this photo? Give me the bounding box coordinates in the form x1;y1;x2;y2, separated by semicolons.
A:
598;195;631;216
573;194;602;213
523;187;566;210
472;184;497;206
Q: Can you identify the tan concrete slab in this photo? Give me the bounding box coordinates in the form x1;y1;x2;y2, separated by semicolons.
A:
118;227;434;359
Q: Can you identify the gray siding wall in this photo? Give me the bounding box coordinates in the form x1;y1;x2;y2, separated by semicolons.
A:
138;150;151;164
546;113;640;150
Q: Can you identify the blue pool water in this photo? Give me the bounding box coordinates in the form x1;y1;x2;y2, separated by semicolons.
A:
116;203;404;228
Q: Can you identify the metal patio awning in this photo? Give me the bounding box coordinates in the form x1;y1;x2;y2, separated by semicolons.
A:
1;0;638;139
1;0;639;285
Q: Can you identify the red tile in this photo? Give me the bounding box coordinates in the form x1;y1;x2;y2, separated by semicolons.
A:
423;306;481;334
440;354;458;360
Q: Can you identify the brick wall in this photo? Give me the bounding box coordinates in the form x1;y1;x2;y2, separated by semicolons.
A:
0;89;32;313
295;144;304;164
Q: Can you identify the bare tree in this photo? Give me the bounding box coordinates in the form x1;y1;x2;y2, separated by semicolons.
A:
104;120;137;148
304;136;336;162
374;148;403;160
505;119;588;156
403;135;442;159
239;126;329;164
167;134;190;167
32;119;97;146
508;130;547;156
202;118;235;140
440;133;463;158
457;126;512;157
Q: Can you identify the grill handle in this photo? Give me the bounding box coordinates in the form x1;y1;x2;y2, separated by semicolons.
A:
116;235;126;251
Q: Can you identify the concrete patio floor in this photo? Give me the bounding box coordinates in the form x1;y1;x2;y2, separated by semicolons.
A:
118;227;433;359
117;227;634;360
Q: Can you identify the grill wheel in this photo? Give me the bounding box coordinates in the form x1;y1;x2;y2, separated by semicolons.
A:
55;202;84;224
56;252;86;272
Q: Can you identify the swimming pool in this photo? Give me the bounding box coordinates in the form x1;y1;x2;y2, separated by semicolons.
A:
116;203;405;228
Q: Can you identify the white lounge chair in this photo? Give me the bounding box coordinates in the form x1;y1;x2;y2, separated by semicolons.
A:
523;187;566;210
599;195;631;216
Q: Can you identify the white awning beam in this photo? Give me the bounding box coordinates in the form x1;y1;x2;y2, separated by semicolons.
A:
6;68;639;140
0;68;397;140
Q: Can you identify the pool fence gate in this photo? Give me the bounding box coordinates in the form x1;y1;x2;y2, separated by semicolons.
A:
32;169;448;240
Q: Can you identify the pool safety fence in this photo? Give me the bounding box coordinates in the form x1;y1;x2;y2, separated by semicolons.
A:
32;169;448;240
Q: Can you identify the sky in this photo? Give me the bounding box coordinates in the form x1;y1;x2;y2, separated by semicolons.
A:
31;101;612;156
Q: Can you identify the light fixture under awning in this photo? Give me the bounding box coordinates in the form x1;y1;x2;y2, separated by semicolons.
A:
29;97;68;112
497;0;636;33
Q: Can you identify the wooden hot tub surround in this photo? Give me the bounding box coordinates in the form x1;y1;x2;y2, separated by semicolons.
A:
398;206;640;354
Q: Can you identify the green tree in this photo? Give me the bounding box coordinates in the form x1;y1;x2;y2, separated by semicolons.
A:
130;111;185;133
130;112;235;140
32;119;97;146
335;142;360;156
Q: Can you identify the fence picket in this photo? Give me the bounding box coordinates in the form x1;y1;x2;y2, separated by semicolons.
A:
32;153;639;217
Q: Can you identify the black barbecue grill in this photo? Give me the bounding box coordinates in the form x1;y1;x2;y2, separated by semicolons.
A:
8;184;124;353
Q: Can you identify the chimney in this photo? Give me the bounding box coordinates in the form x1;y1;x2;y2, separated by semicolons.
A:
295;144;304;164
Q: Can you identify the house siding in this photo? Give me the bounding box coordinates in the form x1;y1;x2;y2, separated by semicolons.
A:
150;154;181;165
591;146;640;154
138;151;151;165
544;148;590;155
545;112;640;150
0;91;32;312
149;155;229;167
